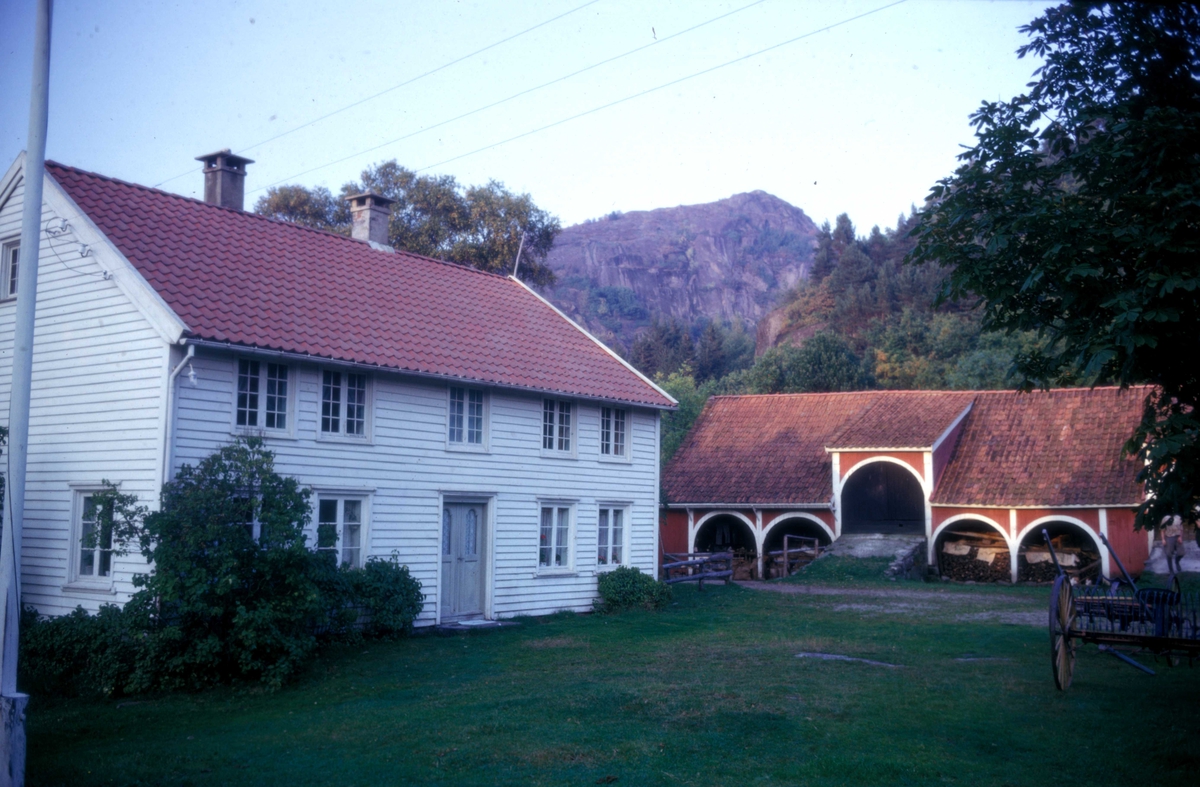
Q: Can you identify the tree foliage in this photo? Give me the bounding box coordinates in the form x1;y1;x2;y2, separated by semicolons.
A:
255;160;561;287
909;2;1200;528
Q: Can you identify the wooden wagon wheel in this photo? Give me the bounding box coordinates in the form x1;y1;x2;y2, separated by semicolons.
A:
1049;575;1077;690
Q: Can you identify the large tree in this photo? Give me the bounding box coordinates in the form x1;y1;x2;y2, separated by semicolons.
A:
255;160;561;287
910;3;1200;529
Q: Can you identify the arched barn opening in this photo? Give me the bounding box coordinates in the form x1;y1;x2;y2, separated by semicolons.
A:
693;514;758;580
763;518;831;578
841;462;925;534
1018;522;1102;583
935;520;1011;582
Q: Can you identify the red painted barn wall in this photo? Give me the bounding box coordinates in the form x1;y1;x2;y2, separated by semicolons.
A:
1102;508;1149;576
840;451;926;483
660;509;689;556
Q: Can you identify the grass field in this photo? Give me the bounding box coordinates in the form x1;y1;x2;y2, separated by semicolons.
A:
28;561;1200;786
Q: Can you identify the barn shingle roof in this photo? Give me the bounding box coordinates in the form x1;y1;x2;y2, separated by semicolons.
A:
663;387;1150;507
46;162;673;408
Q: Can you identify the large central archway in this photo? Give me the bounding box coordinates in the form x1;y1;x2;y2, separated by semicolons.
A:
841;461;925;535
692;513;758;580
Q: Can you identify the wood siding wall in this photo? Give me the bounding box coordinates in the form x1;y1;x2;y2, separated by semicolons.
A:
0;176;169;615
173;348;660;625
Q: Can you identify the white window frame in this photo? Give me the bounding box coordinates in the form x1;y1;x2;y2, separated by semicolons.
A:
313;492;371;569
318;368;373;441
66;486;117;591
598;406;631;463
232;357;295;437
537;500;576;574
0;237;18;301
596;503;631;571
446;386;489;452
541;399;576;458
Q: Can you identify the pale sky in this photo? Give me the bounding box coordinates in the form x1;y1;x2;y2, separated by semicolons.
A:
1;0;1048;232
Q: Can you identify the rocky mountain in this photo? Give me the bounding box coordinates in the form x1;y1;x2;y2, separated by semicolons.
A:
544;191;819;350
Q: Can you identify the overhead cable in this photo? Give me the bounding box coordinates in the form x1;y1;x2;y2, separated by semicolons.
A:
252;0;772;193
152;0;600;188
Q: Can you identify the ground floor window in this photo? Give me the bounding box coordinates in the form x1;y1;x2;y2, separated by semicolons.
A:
74;492;114;582
317;497;366;568
539;503;574;569
597;506;627;567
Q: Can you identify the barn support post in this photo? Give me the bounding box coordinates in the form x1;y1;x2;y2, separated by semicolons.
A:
754;508;764;579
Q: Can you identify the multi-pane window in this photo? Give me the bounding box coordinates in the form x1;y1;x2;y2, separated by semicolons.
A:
539;505;572;569
448;387;485;445
542;400;572;453
600;407;627;457
77;495;114;580
317;498;364;568
1;239;17;299
321;371;368;436
236;360;289;430
597;507;625;567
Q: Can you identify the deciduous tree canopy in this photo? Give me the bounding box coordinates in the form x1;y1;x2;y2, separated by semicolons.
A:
910;2;1200;528
255;160;561;287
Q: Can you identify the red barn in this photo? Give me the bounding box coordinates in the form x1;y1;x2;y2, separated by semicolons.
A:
661;387;1153;582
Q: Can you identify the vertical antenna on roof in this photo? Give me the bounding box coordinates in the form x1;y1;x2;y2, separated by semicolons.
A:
511;231;526;280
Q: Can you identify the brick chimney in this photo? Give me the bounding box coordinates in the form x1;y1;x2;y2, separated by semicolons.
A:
345;192;396;248
195;149;254;211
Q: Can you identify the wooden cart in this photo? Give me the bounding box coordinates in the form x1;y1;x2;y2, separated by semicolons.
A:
1047;529;1200;690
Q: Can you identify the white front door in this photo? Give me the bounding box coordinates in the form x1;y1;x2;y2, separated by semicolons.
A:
441;503;486;621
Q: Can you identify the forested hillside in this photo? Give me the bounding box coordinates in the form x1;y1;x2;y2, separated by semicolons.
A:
646;212;1042;465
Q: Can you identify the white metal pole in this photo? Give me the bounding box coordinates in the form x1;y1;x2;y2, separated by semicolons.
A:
1;1;52;784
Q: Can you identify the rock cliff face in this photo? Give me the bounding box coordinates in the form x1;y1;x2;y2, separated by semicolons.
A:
544;191;818;349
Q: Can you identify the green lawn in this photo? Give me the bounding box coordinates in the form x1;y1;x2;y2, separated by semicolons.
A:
28;567;1200;786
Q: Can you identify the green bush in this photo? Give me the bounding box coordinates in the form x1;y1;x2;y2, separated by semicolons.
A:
19;604;138;698
19;438;424;697
594;566;672;613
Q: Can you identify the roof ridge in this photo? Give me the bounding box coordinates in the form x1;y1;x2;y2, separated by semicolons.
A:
44;160;515;284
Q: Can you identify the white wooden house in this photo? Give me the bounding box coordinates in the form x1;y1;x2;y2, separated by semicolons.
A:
0;151;675;626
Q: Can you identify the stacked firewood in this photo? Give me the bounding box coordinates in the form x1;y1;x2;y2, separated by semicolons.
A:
1019;536;1099;583
939;530;1011;582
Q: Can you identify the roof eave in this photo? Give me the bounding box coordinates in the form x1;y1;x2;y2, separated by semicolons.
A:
185;337;678;410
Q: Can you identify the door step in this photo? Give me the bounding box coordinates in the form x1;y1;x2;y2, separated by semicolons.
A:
435;619;520;635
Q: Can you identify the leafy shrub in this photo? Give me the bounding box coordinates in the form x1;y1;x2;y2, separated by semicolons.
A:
19;438;424;697
594;567;672;613
19;604;138;698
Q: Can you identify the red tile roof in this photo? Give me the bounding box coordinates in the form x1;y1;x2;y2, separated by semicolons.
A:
931;387;1149;507
826;391;975;449
47;162;673;408
663;388;1150;507
663;392;889;505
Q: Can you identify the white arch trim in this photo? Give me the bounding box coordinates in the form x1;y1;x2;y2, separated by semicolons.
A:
763;512;835;544
690;510;757;554
931;514;1012;549
1016;515;1109;579
841;454;928;491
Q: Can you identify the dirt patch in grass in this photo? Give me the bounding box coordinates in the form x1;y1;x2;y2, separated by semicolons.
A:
524;636;586;650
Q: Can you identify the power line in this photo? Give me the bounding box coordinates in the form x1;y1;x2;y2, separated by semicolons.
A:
253;0;772;194
152;0;601;188
410;0;908;174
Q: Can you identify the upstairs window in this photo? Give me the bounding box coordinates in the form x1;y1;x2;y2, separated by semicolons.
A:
0;239;17;299
321;370;368;437
600;407;627;458
317;497;365;568
448;387;486;447
236;360;290;431
542;399;573;454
